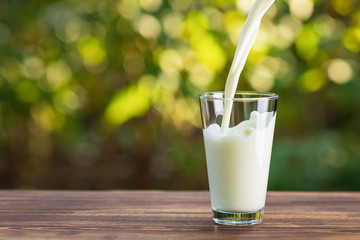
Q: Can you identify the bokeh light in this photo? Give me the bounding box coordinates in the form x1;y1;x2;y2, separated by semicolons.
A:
45;61;72;89
289;0;314;21
134;14;162;39
298;68;326;93
327;59;353;84
105;84;151;125
117;0;140;20
139;0;162;12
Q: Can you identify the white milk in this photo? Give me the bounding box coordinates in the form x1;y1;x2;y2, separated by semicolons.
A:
204;111;276;212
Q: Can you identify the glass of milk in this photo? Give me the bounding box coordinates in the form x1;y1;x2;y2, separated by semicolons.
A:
199;91;278;226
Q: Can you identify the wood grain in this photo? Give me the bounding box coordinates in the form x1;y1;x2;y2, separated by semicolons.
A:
0;191;359;239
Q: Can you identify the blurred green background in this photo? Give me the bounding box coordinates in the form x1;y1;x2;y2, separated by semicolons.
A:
0;0;359;190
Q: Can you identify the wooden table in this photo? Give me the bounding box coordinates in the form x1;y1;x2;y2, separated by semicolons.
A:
0;191;359;239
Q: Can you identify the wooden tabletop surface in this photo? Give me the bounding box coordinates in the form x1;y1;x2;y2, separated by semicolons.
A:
0;190;359;239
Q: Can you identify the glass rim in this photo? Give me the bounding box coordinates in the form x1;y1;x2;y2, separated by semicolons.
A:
199;91;279;101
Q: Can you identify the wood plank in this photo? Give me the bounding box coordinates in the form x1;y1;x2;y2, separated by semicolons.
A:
0;191;359;239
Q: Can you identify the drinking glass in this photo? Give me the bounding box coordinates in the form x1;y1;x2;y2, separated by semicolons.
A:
199;91;278;226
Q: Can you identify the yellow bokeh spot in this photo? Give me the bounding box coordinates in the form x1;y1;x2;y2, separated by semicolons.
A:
138;74;161;101
289;0;314;21
105;84;151;125
117;0;140;20
31;103;65;132
55;18;88;43
275;15;302;48
343;27;360;52
246;49;267;65
190;32;226;73
298;68;326;93
22;57;44;80
313;15;337;38
158;69;180;92
46;61;72;89
171;98;198;131
183;12;209;39
180;49;197;72
257;56;288;79
183;11;226;72
169;0;192;12
331;0;353;16
139;0;162;12
162;12;183;39
65;20;84;42
158;49;183;71
134;14;161;39
295;24;319;60
251;22;273;52
236;0;256;14
204;7;224;31
54;89;80;113
189;63;214;88
224;10;245;44
78;36;106;67
327;59;353;84
247;65;275;92
214;0;232;8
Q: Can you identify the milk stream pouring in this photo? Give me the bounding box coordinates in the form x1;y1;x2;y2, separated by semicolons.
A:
221;0;275;135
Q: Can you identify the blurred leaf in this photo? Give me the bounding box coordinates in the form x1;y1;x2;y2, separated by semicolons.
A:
298;68;326;93
105;84;151;125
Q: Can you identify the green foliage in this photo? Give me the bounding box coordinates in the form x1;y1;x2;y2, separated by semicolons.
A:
0;0;359;190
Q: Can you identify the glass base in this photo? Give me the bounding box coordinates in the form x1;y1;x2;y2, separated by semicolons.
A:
212;208;264;226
